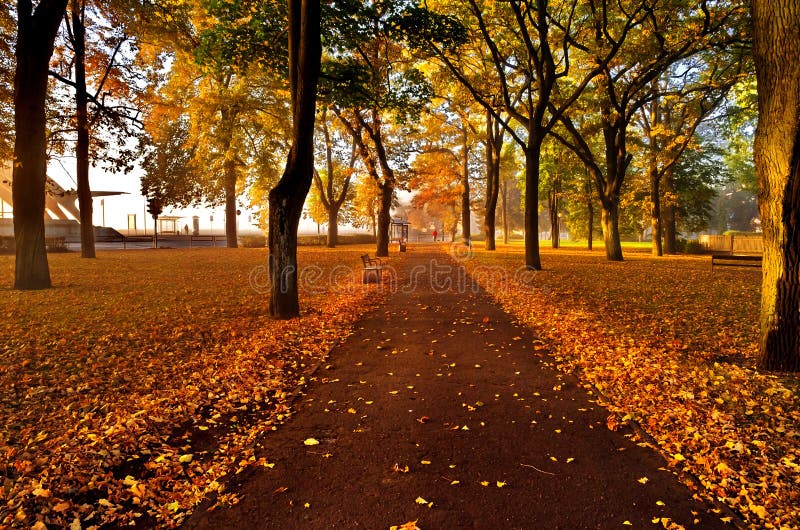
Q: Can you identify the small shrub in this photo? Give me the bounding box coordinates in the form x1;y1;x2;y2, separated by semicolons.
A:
297;235;326;246
338;233;376;245
239;235;266;248
680;238;703;254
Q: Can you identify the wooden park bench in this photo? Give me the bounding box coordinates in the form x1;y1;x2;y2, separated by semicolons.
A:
711;253;762;271
361;254;384;283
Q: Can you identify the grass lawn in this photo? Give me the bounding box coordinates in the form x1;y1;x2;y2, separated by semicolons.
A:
0;246;387;528
501;238;656;251
460;245;798;529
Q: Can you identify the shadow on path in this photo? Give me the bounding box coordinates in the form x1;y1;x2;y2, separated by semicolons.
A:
184;249;728;529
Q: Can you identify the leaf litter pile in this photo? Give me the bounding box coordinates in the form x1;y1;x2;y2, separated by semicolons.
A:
460;246;798;530
0;248;384;529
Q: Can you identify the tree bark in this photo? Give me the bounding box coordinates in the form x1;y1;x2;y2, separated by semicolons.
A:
71;0;95;258
268;0;321;318
327;206;339;248
483;110;501;250
548;173;560;249
500;179;508;245
649;164;663;256
219;105;240;249
752;0;800;371
461;128;471;245
601;199;623;261
224;157;238;248
13;0;68;289
662;172;677;254
376;182;392;256
524;138;542;270
586;178;594;250
601;113;627;261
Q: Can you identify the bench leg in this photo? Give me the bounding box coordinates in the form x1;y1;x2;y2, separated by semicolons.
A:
363;269;380;284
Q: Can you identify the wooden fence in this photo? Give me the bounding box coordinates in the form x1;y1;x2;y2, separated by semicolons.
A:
699;234;763;254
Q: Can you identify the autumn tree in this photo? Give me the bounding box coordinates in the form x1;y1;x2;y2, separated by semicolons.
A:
409;88;482;245
637;56;745;256
13;0;69;289
428;0;626;269
751;0;800;371
553;0;747;261
267;0;321;318
140;117;205;207
350;175;381;237
409;146;465;241
498;143;524;244
323;0;462;257
48;0;144;258
139;0;288;248
313;106;355;247
483;109;511;249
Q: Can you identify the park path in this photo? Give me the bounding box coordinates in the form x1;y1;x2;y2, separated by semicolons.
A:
184;248;727;529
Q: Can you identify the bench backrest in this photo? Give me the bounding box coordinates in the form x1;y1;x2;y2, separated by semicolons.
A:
361;254;371;266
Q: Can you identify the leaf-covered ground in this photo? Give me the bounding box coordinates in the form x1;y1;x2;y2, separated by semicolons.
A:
0;247;385;529
459;245;799;530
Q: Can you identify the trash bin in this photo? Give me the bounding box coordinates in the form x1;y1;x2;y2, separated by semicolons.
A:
399;239;407;252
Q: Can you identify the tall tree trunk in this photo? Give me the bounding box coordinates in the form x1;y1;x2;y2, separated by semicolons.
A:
13;0;67;289
548;174;560;249
461;129;471;245
376;182;392;256
662;172;677;254
596;95;628;262
72;1;95;258
500;179;508;245
224;158;238;248
484;111;501;250
268;0;321;318
327;206;339;248
586;178;594;250
601;199;623;261
649;164;663;256
219;105;239;249
752;0;800;371
485;196;497;249
524;137;542;270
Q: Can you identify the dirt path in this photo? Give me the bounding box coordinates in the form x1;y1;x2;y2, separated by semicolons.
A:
184;249;728;529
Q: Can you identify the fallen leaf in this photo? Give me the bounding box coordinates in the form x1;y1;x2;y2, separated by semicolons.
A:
389;520;420;530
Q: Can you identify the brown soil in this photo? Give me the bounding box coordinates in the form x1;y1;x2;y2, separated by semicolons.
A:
183;248;731;529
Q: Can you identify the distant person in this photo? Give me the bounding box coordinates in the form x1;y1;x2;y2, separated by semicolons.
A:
183;224;189;235
432;229;438;242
